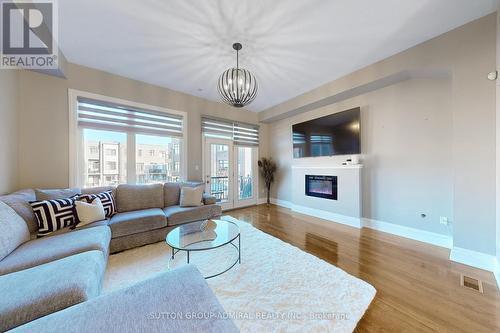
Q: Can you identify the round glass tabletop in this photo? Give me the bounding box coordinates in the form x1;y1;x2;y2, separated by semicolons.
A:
166;219;240;251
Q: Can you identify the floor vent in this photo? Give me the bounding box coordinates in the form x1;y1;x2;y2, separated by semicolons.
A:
460;274;483;293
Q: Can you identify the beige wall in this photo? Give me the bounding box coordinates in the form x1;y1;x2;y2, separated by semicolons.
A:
263;14;497;255
17;63;259;190
496;9;500;265
0;70;19;195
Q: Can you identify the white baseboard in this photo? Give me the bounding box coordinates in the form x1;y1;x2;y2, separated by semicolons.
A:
450;248;500;288
257;197;267;205
269;198;450;247
291;203;362;228
267;198;500;285
270;198;292;209
494;266;500;290
362;218;453;249
449;247;499;272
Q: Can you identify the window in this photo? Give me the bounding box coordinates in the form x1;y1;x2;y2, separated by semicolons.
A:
105;148;117;156
83;129;127;188
202;117;259;146
72;92;186;188
136;134;182;184
218;160;229;171
88;160;100;174
106;161;117;170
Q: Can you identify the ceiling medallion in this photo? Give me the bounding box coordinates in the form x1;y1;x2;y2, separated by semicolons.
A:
217;42;258;108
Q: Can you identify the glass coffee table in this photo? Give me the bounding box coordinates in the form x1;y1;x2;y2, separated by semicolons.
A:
166;219;241;279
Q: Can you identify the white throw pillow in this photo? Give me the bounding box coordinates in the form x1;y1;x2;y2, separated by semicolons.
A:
75;198;106;227
179;186;204;207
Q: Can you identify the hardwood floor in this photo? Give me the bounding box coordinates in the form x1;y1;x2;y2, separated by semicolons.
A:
227;204;500;333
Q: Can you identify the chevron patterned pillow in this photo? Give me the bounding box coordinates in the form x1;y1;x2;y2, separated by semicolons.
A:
30;195;78;237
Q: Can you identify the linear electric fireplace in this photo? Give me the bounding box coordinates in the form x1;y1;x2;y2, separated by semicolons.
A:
305;175;337;200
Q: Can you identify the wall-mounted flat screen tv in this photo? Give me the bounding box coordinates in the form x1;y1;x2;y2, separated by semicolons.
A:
292;107;361;158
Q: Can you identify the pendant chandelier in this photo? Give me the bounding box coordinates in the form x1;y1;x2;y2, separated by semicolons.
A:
217;42;258;108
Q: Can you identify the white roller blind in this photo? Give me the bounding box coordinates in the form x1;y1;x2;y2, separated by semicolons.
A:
202;117;259;146
77;97;184;137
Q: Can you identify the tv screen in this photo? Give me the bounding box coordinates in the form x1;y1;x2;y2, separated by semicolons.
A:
292;107;361;158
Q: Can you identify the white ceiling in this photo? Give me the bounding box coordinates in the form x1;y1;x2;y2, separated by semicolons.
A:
59;0;497;112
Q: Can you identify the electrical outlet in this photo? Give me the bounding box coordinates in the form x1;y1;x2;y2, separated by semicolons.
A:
439;216;449;225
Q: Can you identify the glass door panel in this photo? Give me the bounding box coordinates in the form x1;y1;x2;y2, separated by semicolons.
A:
204;139;257;210
234;146;258;208
205;138;233;210
237;147;253;199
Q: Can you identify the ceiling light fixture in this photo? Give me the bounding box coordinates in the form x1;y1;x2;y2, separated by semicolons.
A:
217;42;258;108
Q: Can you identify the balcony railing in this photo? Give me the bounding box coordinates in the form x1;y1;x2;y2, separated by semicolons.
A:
239;176;253;199
210;176;253;202
210;176;229;202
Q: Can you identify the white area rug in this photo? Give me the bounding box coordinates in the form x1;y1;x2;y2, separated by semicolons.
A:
104;216;376;333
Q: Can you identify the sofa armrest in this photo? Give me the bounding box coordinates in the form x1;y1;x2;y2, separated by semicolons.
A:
203;193;217;205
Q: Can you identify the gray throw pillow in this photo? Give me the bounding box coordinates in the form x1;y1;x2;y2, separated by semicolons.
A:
179;186;204;207
0;201;30;261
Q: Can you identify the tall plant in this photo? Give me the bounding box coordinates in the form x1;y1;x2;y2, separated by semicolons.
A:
258;158;277;206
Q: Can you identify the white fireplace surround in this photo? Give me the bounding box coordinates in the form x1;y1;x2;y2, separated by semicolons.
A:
290;164;363;228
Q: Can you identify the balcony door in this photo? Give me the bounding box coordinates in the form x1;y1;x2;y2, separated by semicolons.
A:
204;138;258;211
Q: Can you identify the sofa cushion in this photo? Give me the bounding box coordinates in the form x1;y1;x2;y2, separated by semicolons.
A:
35;188;81;201
10;265;239;333
30;196;79;237
164;182;181;207
81;186;115;195
0;225;111;276
164;181;204;207
110;226;169;253
0;250;106;332
44;219;109;237
116;184;163;213
0;202;30;261
109;208;167;238
163;205;222;226
0;189;37;234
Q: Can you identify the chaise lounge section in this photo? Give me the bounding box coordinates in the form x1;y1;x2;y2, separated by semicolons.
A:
9;265;239;333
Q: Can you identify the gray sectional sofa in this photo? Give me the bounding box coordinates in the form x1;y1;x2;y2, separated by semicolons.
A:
0;182;232;332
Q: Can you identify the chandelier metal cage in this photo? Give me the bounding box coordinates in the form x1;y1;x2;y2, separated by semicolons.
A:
217;43;258;108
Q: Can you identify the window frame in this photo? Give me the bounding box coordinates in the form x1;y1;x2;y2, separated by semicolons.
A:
68;89;188;188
